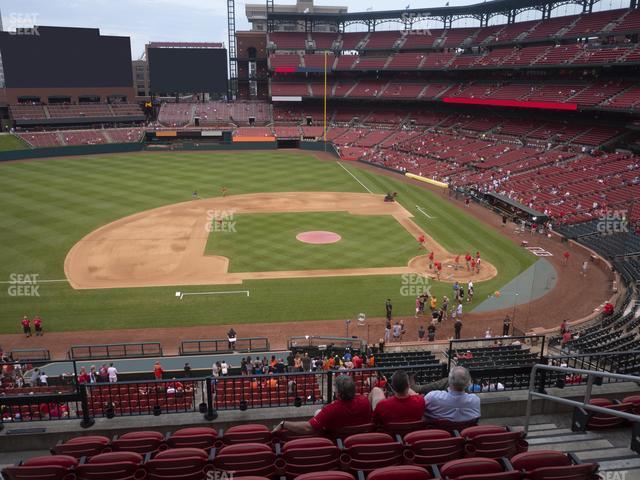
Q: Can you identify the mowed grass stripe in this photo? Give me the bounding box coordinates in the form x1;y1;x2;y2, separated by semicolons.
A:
0;151;534;332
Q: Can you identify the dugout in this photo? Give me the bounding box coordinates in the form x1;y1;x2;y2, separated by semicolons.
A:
484;192;548;225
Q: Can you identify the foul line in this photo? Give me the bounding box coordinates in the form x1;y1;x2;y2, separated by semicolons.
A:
176;290;250;300
416;205;436;219
337;162;373;194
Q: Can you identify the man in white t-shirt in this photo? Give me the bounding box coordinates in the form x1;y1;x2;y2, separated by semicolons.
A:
107;363;118;383
221;360;229;376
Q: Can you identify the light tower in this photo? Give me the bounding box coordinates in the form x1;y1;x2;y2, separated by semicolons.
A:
227;0;238;100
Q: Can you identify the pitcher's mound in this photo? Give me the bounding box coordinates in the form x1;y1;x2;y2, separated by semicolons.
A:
296;231;342;244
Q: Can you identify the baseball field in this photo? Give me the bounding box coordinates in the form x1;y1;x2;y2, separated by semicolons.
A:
0;150;535;333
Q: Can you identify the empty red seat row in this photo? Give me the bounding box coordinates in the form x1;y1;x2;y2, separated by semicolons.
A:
2;447;598;480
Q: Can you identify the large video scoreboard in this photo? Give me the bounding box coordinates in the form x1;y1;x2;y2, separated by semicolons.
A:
147;46;228;96
0;26;133;88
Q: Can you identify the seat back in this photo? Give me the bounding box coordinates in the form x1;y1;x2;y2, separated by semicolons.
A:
168;427;217;451
52;437;111;459
511;450;572;472
404;429;465;466
384;420;426;438
281;437;340;478
464;430;528;458
335;423;376;438
425;418;479;433
528;463;599;480
440;457;504;478
623;395;640;415
76;460;145;480
2;465;75;480
587;402;632;429
222;424;272;445
112;433;165;455
145;448;210;480
341;433;403;473
213;443;278;477
368;465;433;480
294;472;356;480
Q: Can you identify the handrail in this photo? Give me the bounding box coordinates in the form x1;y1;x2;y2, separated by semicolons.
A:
524;363;640;434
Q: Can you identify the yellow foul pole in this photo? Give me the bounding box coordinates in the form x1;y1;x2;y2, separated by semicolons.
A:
323;50;327;143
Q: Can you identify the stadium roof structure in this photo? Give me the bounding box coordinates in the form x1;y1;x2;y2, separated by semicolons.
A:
147;42;225;49
267;0;635;29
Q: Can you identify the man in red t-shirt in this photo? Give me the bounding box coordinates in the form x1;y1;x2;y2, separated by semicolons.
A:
465;253;472;270
428;252;435;270
370;371;424;428
562;251;570;266
352;354;363;369
21;315;31;337
271;375;372;436
33;315;43;336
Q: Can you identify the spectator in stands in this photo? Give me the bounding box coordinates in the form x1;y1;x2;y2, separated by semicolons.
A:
271;375;372;436
560;319;568;334
370;370;424;427
562;330;573;349
77;367;89;384
89;366;97;384
98;364;108;383
352;353;363;369
153;361;163;381
212;361;221;377
423;366;480;423
220;360;229;376
107;363;118;383
301;353;311;372
39;371;48;386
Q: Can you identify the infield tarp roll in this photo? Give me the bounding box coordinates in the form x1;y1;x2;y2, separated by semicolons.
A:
405;172;449;188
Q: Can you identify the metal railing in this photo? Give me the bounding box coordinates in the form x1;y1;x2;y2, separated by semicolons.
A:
179;337;270;355
544;351;640;387
68;342;163;360
9;349;51;362
524;363;640;434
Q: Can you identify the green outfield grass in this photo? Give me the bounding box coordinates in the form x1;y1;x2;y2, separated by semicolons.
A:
0;134;29;152
0;151;536;333
205;211;418;272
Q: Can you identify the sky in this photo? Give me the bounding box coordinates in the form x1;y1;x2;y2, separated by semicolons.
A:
0;0;627;59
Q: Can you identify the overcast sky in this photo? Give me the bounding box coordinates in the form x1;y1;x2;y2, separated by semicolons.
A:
0;0;626;58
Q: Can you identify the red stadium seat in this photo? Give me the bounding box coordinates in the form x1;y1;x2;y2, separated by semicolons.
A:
403;429;465;466
167;427;218;451
425;418;479;433
2;455;78;480
368;465;434;480
295;472;356;480
281;437;340;478
220;424;272;446
51;436;111;459
585;399;632;429
213;443;280;477
111;430;166;455
461;425;528;458
384;420;427;438
335;423;376;438
75;451;145;480
440;458;522;480
145;447;212;480
511;450;599;479
623;395;640;415
339;432;403;474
